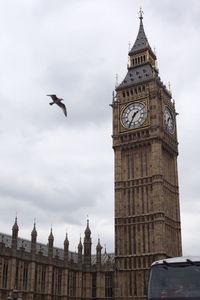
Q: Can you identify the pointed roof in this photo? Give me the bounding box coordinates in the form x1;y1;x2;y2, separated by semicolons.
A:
64;232;69;247
78;237;83;251
12;217;19;232
31;221;37;237
116;64;156;90
96;238;102;251
84;219;91;237
129;9;153;56
48;227;54;241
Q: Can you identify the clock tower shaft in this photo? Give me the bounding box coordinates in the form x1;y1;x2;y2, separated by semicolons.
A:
112;12;182;300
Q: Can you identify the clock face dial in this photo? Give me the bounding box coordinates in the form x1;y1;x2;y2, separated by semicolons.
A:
121;102;147;129
163;106;174;134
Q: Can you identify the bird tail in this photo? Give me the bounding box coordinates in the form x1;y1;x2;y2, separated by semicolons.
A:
49;102;54;105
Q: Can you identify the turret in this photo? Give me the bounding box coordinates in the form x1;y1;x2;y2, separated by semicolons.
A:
78;237;83;264
84;219;92;265
48;227;54;258
31;222;37;254
96;238;102;266
11;217;19;249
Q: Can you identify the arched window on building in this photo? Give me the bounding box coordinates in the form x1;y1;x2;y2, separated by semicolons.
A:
15;260;19;289
105;272;112;299
2;260;8;288
22;263;28;291
41;269;46;293
58;269;62;295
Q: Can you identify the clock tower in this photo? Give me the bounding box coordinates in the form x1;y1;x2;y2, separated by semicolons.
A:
112;10;182;300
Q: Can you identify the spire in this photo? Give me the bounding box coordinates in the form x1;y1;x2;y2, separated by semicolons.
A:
48;227;54;248
31;221;37;240
129;8;153;56
96;238;102;252
96;238;102;266
12;216;19;232
49;227;54;239
78;237;83;252
84;219;91;238
64;232;69;247
12;217;19;250
78;237;83;264
64;232;69;264
31;221;37;254
84;219;92;265
116;9;157;91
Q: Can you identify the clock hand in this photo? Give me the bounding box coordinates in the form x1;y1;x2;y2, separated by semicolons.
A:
129;110;139;128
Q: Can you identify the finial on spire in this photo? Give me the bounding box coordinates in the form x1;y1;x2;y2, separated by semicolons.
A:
138;7;144;20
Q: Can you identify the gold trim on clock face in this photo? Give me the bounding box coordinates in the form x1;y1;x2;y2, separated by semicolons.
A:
163;105;175;134
121;102;147;129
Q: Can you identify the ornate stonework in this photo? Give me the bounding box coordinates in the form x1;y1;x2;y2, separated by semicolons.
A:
112;12;182;300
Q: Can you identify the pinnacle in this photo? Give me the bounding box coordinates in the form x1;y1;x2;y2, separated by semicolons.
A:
129;9;153;56
12;217;19;231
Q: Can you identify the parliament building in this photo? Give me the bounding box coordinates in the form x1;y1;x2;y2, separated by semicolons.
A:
0;11;182;300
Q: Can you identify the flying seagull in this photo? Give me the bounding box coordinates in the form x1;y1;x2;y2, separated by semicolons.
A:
47;94;67;117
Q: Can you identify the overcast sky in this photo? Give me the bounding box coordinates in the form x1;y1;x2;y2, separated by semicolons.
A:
0;0;199;256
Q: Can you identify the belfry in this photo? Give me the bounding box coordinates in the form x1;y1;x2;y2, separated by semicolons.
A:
0;10;182;300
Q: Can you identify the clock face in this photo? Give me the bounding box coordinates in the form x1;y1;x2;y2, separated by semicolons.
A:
121;102;147;129
163;106;174;134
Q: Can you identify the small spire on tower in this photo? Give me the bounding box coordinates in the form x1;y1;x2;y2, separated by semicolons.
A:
48;226;54;243
31;220;37;254
12;216;19;233
78;236;83;250
96;237;102;251
31;220;37;239
84;219;91;237
64;231;69;245
12;216;19;249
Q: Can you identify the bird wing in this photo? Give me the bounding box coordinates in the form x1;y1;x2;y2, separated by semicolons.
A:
57;101;67;117
47;94;57;101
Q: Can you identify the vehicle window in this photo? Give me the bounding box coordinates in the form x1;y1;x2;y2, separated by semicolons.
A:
148;264;200;299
